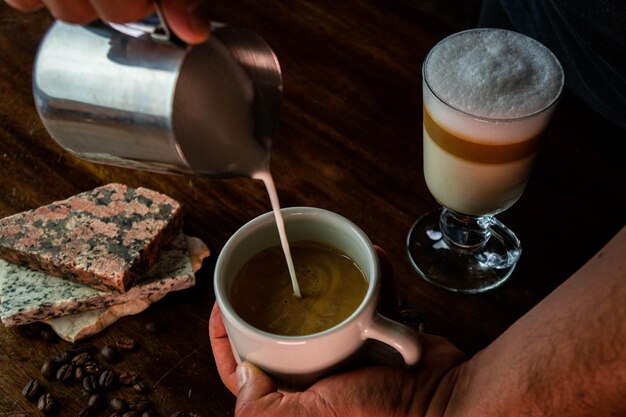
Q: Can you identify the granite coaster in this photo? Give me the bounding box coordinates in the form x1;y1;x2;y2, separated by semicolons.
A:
0;183;183;292
0;234;209;326
44;235;209;342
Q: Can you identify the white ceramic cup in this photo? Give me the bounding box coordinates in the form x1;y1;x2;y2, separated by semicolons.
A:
214;207;421;389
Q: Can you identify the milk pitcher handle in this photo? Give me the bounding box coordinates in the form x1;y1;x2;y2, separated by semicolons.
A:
363;313;421;367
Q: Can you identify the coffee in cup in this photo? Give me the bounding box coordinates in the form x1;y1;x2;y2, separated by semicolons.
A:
230;241;368;336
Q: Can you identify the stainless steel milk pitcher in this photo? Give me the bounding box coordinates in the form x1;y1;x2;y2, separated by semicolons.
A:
33;14;283;178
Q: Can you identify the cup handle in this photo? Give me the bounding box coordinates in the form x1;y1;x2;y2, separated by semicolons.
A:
362;313;421;367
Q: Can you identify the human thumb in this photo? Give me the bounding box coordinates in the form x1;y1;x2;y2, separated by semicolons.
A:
235;362;278;412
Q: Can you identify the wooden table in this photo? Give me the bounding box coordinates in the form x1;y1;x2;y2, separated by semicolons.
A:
1;1;624;416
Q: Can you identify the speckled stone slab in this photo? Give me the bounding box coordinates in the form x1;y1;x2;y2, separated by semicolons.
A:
43;235;209;342
0;233;208;326
0;183;182;293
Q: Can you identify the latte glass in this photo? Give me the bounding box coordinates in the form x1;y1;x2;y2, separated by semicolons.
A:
407;29;564;293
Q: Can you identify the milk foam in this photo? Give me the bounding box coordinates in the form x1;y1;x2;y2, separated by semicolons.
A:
425;29;563;120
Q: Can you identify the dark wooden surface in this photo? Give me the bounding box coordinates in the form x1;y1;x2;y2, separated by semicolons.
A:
1;1;624;416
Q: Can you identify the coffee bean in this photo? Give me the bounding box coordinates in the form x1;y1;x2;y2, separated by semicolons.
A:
115;337;137;351
56;363;74;384
122;412;140;417
132;378;150;394
84;361;101;375
142;411;160;417
41;359;58;380
100;345;121;363
22;378;43;401
119;371;138;385
128;397;152;412
88;393;107;410
99;369;116;390
8;413;28;417
72;352;91;366
75;366;85;382
109;414;122;417
144;321;160;334
37;392;58;415
110;397;128;412
170;413;189;417
77;408;94;417
83;375;99;393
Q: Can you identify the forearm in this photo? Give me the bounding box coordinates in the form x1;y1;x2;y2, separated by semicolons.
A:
436;226;626;416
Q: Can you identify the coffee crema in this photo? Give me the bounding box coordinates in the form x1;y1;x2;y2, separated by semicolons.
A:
230;241;367;336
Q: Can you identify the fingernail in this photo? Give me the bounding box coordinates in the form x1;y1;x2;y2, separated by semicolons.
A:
236;364;249;390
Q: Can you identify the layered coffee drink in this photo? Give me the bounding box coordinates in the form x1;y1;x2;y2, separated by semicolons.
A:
230;241;367;336
422;29;564;216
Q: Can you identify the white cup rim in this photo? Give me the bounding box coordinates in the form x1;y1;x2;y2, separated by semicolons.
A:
214;206;380;341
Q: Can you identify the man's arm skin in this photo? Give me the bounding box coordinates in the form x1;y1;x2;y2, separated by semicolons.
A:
434;226;626;416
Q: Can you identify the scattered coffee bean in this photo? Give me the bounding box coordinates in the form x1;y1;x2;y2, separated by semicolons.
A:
22;378;43;401
41;359;58;380
8;413;28;417
144;321;160;334
37;392;58;415
132;378;150;394
39;326;59;343
128;397;152;412
77;407;94;417
75;366;85;382
18;339;171;417
84;361;101;375
88;393;107;410
99;369;117;390
83;375;99;393
72;352;91;366
56;363;74;384
100;345;121;363
116;337;137;351
119;371;138;385
110;397;128;412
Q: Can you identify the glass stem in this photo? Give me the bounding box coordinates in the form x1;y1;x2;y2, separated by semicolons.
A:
439;208;522;269
439;208;490;253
